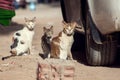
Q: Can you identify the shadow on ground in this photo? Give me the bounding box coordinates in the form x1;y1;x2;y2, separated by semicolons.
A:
71;31;87;65
111;50;120;68
0;22;24;35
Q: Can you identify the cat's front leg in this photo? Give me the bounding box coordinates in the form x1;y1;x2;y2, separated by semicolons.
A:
28;43;32;54
27;47;31;54
43;52;50;59
67;51;73;60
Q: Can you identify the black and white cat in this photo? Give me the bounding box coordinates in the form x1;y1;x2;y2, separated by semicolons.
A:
10;17;36;56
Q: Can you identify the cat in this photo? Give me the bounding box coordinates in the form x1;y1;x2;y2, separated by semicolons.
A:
50;21;77;60
10;17;36;56
41;26;53;59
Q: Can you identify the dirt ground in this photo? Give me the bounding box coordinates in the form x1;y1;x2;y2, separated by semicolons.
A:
0;2;120;80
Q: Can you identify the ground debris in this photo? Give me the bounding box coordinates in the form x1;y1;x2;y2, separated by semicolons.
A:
37;59;77;80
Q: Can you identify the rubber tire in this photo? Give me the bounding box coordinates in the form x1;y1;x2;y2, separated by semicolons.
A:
86;28;117;66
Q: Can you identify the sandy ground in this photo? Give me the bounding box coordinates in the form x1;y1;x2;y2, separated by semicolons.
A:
0;2;120;80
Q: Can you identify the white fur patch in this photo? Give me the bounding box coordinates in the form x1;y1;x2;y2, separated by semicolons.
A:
59;32;74;59
11;26;34;55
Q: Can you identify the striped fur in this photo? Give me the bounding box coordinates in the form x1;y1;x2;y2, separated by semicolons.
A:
41;26;53;58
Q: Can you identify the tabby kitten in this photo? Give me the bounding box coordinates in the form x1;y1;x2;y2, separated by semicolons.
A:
41;26;53;59
50;21;77;60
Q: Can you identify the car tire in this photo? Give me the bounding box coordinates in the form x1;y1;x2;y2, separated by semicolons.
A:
86;16;117;66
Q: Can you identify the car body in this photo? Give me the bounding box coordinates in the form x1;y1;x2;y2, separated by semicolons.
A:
60;0;120;66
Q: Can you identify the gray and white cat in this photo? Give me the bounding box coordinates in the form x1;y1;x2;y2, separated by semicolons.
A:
41;26;53;59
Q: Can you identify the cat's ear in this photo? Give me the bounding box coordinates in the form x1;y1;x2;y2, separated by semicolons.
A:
62;20;67;25
50;26;53;34
71;22;77;28
32;17;36;22
43;27;47;32
50;25;53;30
24;17;28;22
62;20;68;28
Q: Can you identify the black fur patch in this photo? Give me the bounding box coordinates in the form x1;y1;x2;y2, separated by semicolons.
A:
16;33;21;36
11;38;18;49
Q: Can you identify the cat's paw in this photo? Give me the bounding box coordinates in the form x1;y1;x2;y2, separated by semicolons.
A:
23;53;28;56
67;57;73;60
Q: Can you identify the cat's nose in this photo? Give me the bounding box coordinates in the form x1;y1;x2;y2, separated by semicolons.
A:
48;36;51;39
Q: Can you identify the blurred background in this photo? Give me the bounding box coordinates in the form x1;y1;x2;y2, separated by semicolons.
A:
0;0;62;27
13;0;60;10
12;0;62;22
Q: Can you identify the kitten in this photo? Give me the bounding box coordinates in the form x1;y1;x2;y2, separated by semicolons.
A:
41;26;53;59
50;21;77;60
